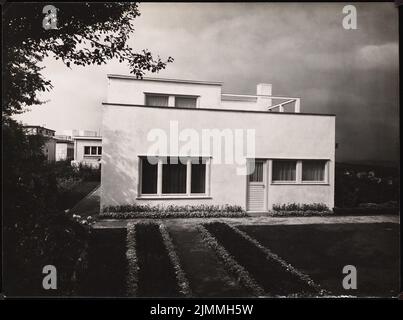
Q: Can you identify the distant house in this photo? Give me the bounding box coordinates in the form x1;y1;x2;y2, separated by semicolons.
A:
55;135;74;161
71;131;102;169
23;125;56;162
100;75;335;212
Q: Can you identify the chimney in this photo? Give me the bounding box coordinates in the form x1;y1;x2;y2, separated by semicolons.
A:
256;83;272;108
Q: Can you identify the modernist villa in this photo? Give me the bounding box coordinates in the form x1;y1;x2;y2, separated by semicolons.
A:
100;75;335;212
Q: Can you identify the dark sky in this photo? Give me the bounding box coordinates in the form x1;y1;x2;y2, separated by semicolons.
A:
15;3;399;165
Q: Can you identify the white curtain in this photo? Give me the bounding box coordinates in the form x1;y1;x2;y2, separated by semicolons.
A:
146;94;169;107
175;96;197;108
249;161;263;182
273;160;296;181
302;160;325;181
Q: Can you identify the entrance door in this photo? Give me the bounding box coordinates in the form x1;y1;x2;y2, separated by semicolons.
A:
246;160;266;212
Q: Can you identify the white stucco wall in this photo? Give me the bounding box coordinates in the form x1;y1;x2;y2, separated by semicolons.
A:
74;138;102;168
100;104;335;210
107;77;222;109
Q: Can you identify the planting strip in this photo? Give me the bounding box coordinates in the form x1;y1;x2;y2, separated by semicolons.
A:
196;224;265;297
126;222;139;297
225;223;329;296
159;222;192;297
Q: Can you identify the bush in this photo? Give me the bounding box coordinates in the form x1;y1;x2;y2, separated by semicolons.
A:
272;203;330;212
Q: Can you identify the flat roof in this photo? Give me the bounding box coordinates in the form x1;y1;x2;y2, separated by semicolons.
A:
107;74;223;86
23;125;55;132
102;102;336;117
73;136;102;140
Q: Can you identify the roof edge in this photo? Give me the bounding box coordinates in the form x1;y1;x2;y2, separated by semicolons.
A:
107;74;223;86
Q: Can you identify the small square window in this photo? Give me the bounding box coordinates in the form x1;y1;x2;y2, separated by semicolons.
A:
98;146;102;155
91;146;97;155
84;146;90;155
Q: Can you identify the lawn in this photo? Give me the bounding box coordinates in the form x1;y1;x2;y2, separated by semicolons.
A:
78;228;127;296
135;223;182;297
204;222;318;296
238;223;399;297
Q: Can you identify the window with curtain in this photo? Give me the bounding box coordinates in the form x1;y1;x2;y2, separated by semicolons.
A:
272;160;296;181
141;158;158;194
162;158;187;194
145;94;169;107
191;157;206;193
175;96;197;108
302;160;326;182
248;161;263;182
91;146;97;155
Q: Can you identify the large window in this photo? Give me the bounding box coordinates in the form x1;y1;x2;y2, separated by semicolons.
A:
162;158;187;194
191;157;206;193
175;96;197;108
145;94;169;107
302;160;326;182
141;159;158;194
271;159;328;184
139;156;209;197
272;160;297;181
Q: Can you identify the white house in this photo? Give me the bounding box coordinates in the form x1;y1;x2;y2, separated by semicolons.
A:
55;135;74;161
71;131;102;169
100;75;335;212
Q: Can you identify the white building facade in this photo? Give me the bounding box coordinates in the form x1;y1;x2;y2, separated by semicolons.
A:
101;75;335;212
72;134;102;169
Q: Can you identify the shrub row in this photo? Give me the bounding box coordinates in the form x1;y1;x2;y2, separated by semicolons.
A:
159;223;192;297
100;204;247;219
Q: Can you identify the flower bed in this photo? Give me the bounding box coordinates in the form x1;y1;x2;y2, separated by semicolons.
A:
135;222;183;297
203;222;319;297
269;202;333;217
196;224;264;297
100;204;247;219
159;223;192;297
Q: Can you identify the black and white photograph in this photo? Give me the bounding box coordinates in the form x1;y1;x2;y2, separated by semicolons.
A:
2;1;400;305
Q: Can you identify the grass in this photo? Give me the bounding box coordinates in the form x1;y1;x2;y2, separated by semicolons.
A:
78;228;127;296
238;223;399;297
135;223;183;297
204;222;318;297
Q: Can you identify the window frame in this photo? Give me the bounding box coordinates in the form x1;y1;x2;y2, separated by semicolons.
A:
138;156;211;199
270;159;329;185
144;92;200;108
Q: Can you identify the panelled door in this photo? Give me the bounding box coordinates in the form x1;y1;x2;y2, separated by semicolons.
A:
246;160;266;212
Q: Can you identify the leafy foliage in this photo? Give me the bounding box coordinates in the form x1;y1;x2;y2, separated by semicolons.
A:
3;2;173;295
3;2;173;117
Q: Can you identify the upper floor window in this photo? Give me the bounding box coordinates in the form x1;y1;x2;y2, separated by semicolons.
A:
145;94;169;107
145;93;198;108
175;96;197;108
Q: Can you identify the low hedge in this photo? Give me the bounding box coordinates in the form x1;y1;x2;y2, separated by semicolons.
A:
100;204;248;219
333;207;399;216
267;210;334;217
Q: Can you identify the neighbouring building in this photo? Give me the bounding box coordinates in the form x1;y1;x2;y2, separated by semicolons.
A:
23;125;56;162
55;135;74;161
100;75;335;212
71;131;102;169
